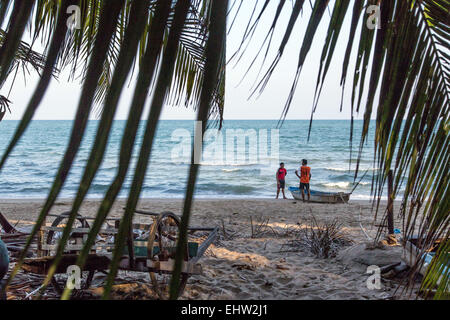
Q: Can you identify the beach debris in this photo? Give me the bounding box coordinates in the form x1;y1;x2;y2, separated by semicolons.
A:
276;264;289;271
2;210;219;300
380;262;402;274
231;255;259;271
250;216;278;238
278;224;301;238
358;206;372;241
0;212;18;234
280;216;353;258
23;285;45;300
232;263;256;271
381;262;410;279
0;212;38;257
337;243;403;268
88;283;158;300
220;219;240;241
381;234;400;246
4;264;62;300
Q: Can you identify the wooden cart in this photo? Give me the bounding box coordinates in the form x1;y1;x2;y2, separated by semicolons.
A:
20;210;218;299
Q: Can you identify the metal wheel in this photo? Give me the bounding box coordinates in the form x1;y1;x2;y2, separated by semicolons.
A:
147;212;189;300
46;213;95;295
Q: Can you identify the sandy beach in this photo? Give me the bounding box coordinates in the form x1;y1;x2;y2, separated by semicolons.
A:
0;198;415;300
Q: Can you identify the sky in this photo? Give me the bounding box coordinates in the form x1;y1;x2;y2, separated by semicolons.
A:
3;1;371;121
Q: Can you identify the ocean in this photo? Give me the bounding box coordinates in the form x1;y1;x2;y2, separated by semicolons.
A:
0;120;389;200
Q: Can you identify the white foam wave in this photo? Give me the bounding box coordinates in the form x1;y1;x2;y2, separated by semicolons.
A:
325;167;379;172
320;181;371;189
325;167;349;172
222;168;240;172
200;161;260;167
322;182;352;188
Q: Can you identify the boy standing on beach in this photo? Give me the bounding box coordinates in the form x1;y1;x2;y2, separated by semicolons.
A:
276;163;287;199
295;159;311;202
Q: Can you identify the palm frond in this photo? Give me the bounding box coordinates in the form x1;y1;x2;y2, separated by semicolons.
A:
7;0;126;287
41;0;152;296
61;0;174;300
0;94;11;121
0;0;73;170
0;0;447;300
232;0;449;298
0;0;34;86
102;0;192;299
170;0;228;299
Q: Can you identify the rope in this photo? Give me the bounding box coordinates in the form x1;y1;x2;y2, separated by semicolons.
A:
359;206;372;241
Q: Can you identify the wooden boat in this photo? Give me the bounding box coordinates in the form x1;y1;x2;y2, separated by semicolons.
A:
288;187;350;203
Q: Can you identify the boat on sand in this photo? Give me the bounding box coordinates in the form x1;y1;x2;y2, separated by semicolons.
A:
288;187;350;203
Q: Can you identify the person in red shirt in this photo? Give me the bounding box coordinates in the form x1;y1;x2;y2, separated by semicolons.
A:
276;162;287;199
295;159;311;202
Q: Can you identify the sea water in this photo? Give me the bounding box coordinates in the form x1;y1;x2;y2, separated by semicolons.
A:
0;120;394;200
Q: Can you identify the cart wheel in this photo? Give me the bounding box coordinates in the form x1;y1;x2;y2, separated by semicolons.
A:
147;212;189;300
46;213;95;295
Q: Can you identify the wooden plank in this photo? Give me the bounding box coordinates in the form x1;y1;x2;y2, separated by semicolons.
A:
0;211;19;233
47;214;123;221
192;227;218;263
133;209;161;217
42;226;119;235
0;233;30;240
40;244;114;251
132;223;151;230
145;259;202;275
22;254;111;274
387;170;395;235
188;227;216;232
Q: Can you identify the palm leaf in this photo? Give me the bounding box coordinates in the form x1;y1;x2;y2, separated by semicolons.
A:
0;0;74;170
102;0;192;299
0;0;34;86
0;0;447;300
41;0;151;297
233;0;449;298
7;0;125;286
61;0;173;300
170;0;228;299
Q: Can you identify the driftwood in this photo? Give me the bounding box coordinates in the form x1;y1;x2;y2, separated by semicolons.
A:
0;212;20;234
0;212;38;255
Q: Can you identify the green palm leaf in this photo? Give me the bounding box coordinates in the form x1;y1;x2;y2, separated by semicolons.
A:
233;0;449;298
0;0;447;300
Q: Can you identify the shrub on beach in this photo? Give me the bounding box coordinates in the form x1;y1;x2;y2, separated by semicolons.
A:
281;217;353;259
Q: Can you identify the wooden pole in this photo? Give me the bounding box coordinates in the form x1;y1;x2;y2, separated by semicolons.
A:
387;170;394;235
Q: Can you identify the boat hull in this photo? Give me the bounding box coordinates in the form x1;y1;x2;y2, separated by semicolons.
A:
288;187;350;203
